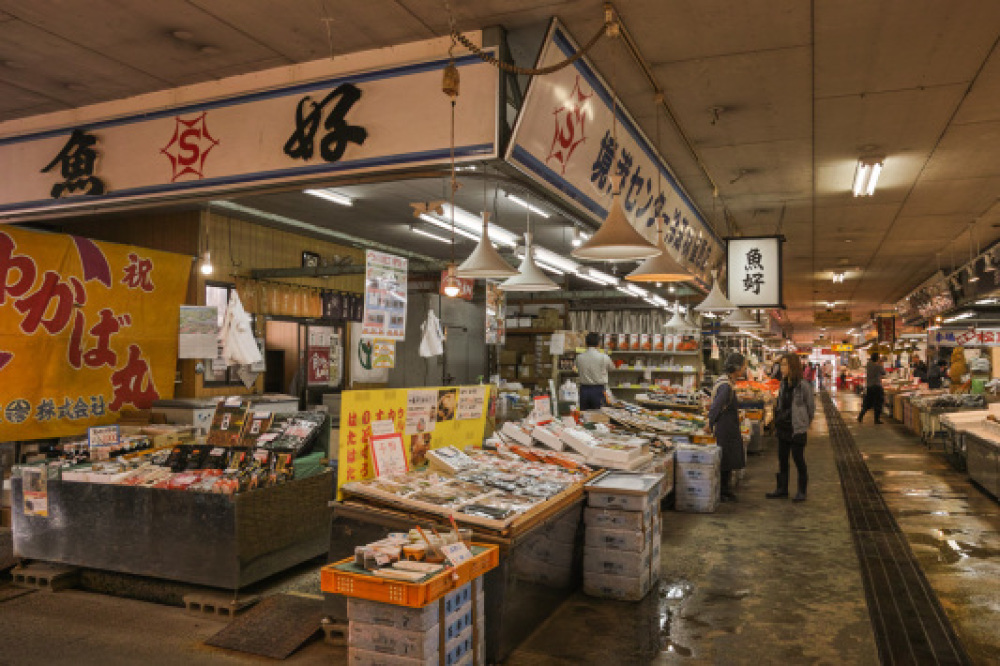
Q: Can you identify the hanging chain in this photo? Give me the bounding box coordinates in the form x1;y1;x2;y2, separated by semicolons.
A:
443;0;616;76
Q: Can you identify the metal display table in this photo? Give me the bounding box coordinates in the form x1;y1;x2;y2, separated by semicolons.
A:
961;429;1000;499
11;472;332;589
325;498;584;665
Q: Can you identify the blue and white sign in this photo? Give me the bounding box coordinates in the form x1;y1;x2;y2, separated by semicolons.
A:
505;21;724;279
0;34;499;219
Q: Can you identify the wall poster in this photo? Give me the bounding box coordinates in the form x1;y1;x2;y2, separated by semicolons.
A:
362;250;407;340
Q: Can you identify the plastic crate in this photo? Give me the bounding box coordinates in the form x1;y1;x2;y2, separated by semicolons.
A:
321;544;498;608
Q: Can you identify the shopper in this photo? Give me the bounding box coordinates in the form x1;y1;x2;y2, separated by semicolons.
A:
821;360;833;391
912;354;928;382
576;332;614;410
708;353;747;502
767;353;815;502
857;352;886;424
927;359;947;389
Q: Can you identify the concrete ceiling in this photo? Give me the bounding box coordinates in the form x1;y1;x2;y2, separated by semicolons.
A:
3;0;1000;342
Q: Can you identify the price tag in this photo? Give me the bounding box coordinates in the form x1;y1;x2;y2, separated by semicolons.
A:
441;542;474;567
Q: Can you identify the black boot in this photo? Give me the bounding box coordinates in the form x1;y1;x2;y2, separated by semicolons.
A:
720;470;737;502
793;472;808;502
766;473;788;499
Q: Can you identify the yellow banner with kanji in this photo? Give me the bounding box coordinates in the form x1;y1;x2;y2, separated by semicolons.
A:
0;226;190;440
338;385;491;496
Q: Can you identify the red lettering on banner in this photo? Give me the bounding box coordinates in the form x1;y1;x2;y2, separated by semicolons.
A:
15;271;85;335
121;253;155;292
108;345;159;411
0;233;36;305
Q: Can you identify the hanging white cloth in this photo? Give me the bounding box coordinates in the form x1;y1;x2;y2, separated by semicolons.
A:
711;337;721;361
419;308;445;358
221;291;262;366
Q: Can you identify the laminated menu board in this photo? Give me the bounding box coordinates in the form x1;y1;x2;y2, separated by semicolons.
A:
362;250;407;339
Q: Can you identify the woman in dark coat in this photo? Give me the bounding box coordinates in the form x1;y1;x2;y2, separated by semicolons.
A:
708;352;747;502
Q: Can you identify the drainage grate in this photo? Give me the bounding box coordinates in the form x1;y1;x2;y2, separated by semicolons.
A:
821;393;971;666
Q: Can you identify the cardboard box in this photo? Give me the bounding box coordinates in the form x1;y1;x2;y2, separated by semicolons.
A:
521;353;536;365
499;350;518;365
347;599;439;632
676;464;718;483
349;621;439;659
0;506;10;527
585;471;663;512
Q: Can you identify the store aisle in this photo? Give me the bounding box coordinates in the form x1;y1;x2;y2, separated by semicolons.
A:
508;401;879;665
837;392;1000;665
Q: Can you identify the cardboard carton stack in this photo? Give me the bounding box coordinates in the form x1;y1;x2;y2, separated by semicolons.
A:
674;445;721;513
582;472;664;601
348;578;484;666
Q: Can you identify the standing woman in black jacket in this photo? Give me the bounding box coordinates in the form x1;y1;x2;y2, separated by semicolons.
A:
708;353;747;502
767;354;815;502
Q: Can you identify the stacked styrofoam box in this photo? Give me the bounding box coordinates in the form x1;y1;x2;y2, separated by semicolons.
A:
674;445;721;513
583;472;664;601
347;578;484;666
510;503;580;588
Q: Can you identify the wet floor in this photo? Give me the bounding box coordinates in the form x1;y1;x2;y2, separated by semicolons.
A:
508;400;880;665
840;392;1000;665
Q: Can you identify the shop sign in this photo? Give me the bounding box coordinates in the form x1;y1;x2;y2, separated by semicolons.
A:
930;328;1000;346
814;310;852;326
831;344;854;352
363;250;407;339
726;236;783;308
505;21;724;280
485;281;506;344
0;35;499;219
876;316;896;344
439;270;474;301
0;227;189;440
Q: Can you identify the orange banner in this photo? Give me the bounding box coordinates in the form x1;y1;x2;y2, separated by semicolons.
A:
0;226;190;440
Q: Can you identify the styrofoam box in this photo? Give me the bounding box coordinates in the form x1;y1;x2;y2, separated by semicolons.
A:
584;543;651;578
584;505;655;531
586;484;659;512
585;526;653;552
501;421;533;446
675;496;718;513
348;598;439;632
349;625;476;666
676;464;718;482
675;446;721;465
349;621;439;659
583;568;652;601
676;479;719;500
532;425;565;450
443;578;483;616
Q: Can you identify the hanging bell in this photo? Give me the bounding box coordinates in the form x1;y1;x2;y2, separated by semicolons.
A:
442;61;460;98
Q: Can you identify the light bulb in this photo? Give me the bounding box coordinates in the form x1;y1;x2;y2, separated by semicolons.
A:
442;263;462;298
199;250;213;276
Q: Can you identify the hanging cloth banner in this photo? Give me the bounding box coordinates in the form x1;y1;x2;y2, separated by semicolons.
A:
0;226;190;440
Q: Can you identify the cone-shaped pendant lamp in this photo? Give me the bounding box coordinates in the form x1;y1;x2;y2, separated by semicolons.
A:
723;307;764;329
456;211;518;278
626;221;692;282
663;302;695;331
694;270;735;313
682;306;700;332
501;232;560;292
571;194;661;262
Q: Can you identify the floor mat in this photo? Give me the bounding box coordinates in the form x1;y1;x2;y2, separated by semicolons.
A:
0;585;37;603
204;593;325;660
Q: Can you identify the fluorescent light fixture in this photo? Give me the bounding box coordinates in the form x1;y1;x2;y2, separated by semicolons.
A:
534;260;566;275
419;214;480;242
199;250;213;276
576;270;610;285
305;188;353;206
852;158;883;197
534;247;580;273
942;311;975;323
411;226;451;243
425;204;519;247
626;284;649;298
571;229;591;247
504;192;550;218
615;286;632;295
826;301;836;308
832;272;845;283
975;298;998;305
584;268;620;286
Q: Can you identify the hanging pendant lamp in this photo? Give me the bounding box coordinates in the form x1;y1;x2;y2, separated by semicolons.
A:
694;270;735;313
626;220;692;282
501;232;560;292
456;211;518;278
571;194;661;262
442;263;462;298
723;307;764;329
682;304;700;332
663;302;694;332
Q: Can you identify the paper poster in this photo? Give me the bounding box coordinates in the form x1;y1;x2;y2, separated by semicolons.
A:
371;339;396;369
485;281;506;344
350;323;389;385
371;433;409;477
457;386;486;420
409;432;432;468
436;388;458;422
307;347;330;385
371;419;396;436
22;466;48;517
363;250;408;339
550;333;566;356
329;333;343;386
309;326;334;348
405;389;437;435
178;306;219;359
533;395;552;421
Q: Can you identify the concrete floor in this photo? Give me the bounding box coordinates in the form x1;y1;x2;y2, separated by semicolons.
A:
0;394;996;665
840;392;1000;666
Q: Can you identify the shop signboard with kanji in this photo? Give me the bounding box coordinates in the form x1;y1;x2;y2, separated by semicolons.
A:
0;227;190;440
0;33;499;219
727;236;783;308
362;250;407;340
337;385;490;497
505;21;725;281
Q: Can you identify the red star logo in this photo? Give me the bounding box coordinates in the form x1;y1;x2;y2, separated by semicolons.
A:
546;75;592;174
160;112;219;182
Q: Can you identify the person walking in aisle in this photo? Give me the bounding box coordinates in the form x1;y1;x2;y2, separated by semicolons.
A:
767;354;815;502
708;353;747;502
857;351;886;424
576;332;614;410
927;358;947;389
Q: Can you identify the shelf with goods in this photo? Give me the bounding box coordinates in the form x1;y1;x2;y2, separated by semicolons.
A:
498;301;569;387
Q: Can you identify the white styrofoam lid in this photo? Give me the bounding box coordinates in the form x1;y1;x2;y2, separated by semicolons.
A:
586;471;663;494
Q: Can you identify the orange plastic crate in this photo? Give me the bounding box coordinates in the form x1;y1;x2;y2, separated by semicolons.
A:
320;543;499;608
